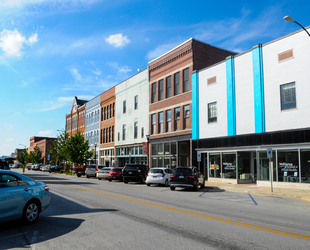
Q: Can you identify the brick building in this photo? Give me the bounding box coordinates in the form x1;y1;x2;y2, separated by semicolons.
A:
148;38;236;170
66;96;87;136
100;87;116;167
29;136;56;164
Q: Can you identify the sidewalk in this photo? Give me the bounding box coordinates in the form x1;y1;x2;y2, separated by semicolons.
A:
205;180;310;205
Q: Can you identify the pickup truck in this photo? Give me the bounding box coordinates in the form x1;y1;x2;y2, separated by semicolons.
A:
73;166;87;177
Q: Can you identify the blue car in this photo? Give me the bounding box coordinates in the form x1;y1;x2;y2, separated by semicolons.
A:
0;170;50;224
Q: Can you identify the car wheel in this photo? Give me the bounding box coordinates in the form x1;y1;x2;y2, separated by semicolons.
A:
77;174;81;177
86;175;90;178
108;179;112;182
124;179;128;184
193;184;198;191
170;186;175;191
164;179;169;187
23;200;40;224
147;183;151;186
201;181;205;189
98;177;101;180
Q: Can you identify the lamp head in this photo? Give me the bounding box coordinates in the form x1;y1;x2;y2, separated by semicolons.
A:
284;16;294;23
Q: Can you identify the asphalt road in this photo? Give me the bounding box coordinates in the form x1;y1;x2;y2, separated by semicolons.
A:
1;169;310;250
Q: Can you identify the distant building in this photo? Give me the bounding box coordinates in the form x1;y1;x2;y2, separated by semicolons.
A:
29;136;57;164
66;96;87;136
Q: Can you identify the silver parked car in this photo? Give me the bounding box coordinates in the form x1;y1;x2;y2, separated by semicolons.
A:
0;170;50;224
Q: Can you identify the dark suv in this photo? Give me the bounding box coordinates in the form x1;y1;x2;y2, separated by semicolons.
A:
122;164;149;184
170;167;205;191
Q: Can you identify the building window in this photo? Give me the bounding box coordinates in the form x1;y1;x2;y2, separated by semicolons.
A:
183;68;189;92
208;102;217;123
106;129;108;143
122;125;126;140
109;127;111;142
112;126;114;142
141;127;144;138
104;107;106;120
151;114;156;135
158;79;163;101
280;82;296;111
208;76;217;85
134;95;138;109
174;107;180;131
113;102;115;117
166;76;171;98
118;132;120;141
174;72;180;95
101;108;103;121
183;105;190;129
159;112;163;133
134;122;138;139
166;110;171;132
151;83;156;103
107;106;109;119
278;49;293;62
109;104;112;118
123;100;126;113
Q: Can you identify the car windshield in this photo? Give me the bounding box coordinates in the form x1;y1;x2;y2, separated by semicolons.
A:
173;169;192;175
87;166;95;169
125;166;139;170
149;169;163;173
101;168;110;171
111;169;122;172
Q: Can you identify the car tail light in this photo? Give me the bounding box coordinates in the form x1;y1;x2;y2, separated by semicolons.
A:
147;172;149;177
171;174;176;178
162;172;165;177
44;186;49;192
187;175;195;178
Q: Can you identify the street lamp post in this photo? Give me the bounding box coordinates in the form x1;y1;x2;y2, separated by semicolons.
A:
146;134;150;167
284;16;310;38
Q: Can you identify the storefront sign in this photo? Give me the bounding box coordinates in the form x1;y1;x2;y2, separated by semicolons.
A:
279;162;298;172
223;162;235;170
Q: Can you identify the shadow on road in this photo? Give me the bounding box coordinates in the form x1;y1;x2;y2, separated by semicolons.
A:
0;191;117;248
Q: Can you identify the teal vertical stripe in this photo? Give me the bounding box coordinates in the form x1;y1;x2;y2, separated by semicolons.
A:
226;56;236;136
192;71;199;140
252;44;265;133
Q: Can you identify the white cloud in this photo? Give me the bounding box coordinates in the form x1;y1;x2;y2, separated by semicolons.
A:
28;33;38;44
105;34;130;48
0;29;38;57
6;138;13;141
92;68;101;75
5;124;13;128
38;130;53;136
0;29;26;56
0;0;102;9
108;62;131;74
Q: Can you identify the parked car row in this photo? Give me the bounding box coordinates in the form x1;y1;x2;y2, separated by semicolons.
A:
82;164;205;191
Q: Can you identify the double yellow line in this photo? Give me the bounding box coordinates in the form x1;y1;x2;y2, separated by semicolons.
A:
57;182;310;241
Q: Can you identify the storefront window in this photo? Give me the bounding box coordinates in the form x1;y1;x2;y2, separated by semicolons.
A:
238;151;255;180
222;153;236;179
158;144;164;155
278;150;299;182
209;153;220;178
164;143;170;155
158;156;163;168
171;156;176;169
152;144;158;156
171;142;176;155
164;157;170;168
151;157;157;168
300;149;310;183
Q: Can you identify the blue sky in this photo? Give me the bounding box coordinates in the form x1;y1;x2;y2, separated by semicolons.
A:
1;0;309;156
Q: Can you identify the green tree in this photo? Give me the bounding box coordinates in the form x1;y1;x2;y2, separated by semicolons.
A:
26;145;43;164
17;149;28;165
50;130;69;165
66;131;92;166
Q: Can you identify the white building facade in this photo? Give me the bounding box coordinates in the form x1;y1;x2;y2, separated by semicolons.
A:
114;69;149;167
85;95;101;164
192;27;310;188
